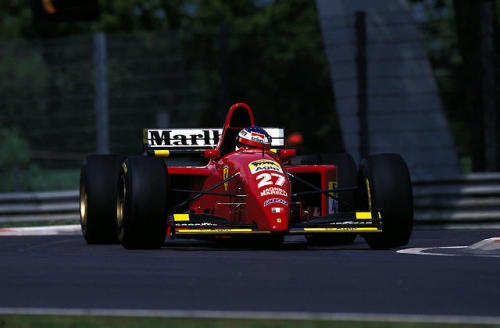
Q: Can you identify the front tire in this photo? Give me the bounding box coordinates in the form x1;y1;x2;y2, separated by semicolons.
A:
117;156;169;249
80;155;123;244
357;154;413;249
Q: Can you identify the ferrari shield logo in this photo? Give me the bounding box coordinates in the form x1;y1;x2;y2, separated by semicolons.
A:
223;166;229;191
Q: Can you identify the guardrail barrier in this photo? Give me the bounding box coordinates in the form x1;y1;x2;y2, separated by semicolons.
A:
0;190;79;225
1;174;500;229
413;173;500;229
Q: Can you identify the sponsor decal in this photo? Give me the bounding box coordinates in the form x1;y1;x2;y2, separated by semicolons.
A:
248;159;283;174
146;128;285;147
264;198;288;206
147;129;220;147
240;130;268;143
223;166;229;191
250;132;266;143
260;187;288;197
256;172;286;188
176;223;219;227
328;181;338;214
272;208;283;213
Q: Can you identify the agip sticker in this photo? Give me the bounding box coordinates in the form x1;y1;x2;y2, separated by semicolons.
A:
248;159;283;174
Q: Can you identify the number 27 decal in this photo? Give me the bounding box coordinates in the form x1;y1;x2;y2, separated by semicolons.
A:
256;173;285;188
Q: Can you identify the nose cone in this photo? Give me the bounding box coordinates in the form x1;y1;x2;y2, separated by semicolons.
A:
226;152;291;232
248;158;290;231
263;198;289;231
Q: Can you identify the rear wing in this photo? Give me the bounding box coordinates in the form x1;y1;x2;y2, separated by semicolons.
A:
143;127;284;153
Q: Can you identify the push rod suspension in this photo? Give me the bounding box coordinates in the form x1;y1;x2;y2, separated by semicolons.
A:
172;172;240;210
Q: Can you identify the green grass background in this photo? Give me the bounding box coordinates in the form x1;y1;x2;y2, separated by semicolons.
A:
0;316;498;328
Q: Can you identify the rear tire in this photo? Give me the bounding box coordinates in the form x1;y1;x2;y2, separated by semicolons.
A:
357;154;413;249
117;156;169;249
306;153;357;246
80;155;123;244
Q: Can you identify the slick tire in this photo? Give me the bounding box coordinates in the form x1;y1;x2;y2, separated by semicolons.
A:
306;153;357;246
358;154;413;249
117;156;169;249
80;154;124;244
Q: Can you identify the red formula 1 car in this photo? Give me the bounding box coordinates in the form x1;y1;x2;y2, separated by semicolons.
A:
79;103;413;249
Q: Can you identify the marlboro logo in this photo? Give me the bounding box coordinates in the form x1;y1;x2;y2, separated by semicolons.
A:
145;127;284;148
146;129;220;148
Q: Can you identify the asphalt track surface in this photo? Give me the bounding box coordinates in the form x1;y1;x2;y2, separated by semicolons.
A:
0;230;499;320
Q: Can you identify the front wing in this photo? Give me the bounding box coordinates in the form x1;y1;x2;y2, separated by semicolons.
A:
170;212;382;237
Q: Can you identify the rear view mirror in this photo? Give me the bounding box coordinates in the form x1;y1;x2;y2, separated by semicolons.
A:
204;149;220;159
280;149;296;159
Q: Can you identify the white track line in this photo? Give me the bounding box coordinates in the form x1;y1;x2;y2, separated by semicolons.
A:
398;237;500;258
0;308;499;325
0;225;80;236
397;246;467;257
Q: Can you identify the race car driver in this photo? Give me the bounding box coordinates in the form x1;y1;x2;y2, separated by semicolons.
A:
235;126;272;150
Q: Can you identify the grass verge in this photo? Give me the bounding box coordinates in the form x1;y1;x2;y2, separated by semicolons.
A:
0;316;498;328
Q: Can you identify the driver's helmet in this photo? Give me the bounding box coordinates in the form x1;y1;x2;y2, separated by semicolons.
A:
236;126;272;150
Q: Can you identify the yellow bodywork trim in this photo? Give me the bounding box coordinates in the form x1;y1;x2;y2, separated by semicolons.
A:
173;214;190;221
356;212;372;219
301;227;381;232
175;229;270;234
270;149;277;153
154;150;170;157
355;211;381;219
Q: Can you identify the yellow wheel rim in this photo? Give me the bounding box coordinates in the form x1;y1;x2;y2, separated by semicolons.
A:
80;184;87;227
116;176;126;241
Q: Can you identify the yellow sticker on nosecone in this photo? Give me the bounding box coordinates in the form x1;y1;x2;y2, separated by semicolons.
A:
248;159;283;174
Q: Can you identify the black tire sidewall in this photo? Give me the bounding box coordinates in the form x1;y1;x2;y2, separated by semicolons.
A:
359;154;413;249
80;154;123;244
119;156;168;249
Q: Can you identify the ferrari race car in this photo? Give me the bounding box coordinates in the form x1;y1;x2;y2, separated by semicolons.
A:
79;103;413;249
